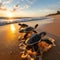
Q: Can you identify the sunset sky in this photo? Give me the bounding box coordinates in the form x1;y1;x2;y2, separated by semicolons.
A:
0;0;60;17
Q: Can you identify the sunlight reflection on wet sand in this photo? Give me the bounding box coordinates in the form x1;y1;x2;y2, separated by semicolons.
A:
0;24;21;60
0;24;19;47
10;24;16;33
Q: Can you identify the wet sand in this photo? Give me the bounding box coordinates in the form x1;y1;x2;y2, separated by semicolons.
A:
43;33;60;60
0;24;21;60
0;15;60;60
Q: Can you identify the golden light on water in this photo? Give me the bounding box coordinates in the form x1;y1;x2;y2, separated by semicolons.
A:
10;24;16;33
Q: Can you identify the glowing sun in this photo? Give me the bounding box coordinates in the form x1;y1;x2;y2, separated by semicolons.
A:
10;24;16;33
6;11;13;18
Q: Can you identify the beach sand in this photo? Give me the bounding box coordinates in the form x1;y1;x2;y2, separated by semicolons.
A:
43;15;60;37
38;15;60;60
0;15;60;60
0;24;21;60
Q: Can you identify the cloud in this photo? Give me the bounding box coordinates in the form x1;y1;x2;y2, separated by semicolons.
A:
1;0;12;5
21;0;33;4
0;2;8;11
0;2;2;7
12;4;30;12
0;7;7;11
24;4;30;8
0;0;36;12
0;0;13;11
19;0;36;10
0;0;12;9
26;0;36;4
20;4;30;10
26;0;33;4
18;0;36;10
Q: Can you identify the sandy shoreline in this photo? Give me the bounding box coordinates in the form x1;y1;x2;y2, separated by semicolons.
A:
42;15;60;37
39;15;60;60
30;15;60;60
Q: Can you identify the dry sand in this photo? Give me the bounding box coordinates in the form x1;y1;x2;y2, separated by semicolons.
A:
39;15;60;60
43;15;60;37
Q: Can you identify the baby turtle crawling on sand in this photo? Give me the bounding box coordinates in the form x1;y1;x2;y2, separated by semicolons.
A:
19;32;47;60
18;24;39;40
18;23;38;31
26;32;47;53
18;23;28;28
18;27;37;41
18;24;56;60
20;32;56;60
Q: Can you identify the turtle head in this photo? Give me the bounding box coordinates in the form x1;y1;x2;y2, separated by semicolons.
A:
39;32;46;37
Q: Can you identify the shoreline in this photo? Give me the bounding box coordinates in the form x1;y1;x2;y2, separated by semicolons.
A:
39;15;60;60
0;16;53;26
39;15;60;37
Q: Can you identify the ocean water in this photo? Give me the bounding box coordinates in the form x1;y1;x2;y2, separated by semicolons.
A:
0;17;54;26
